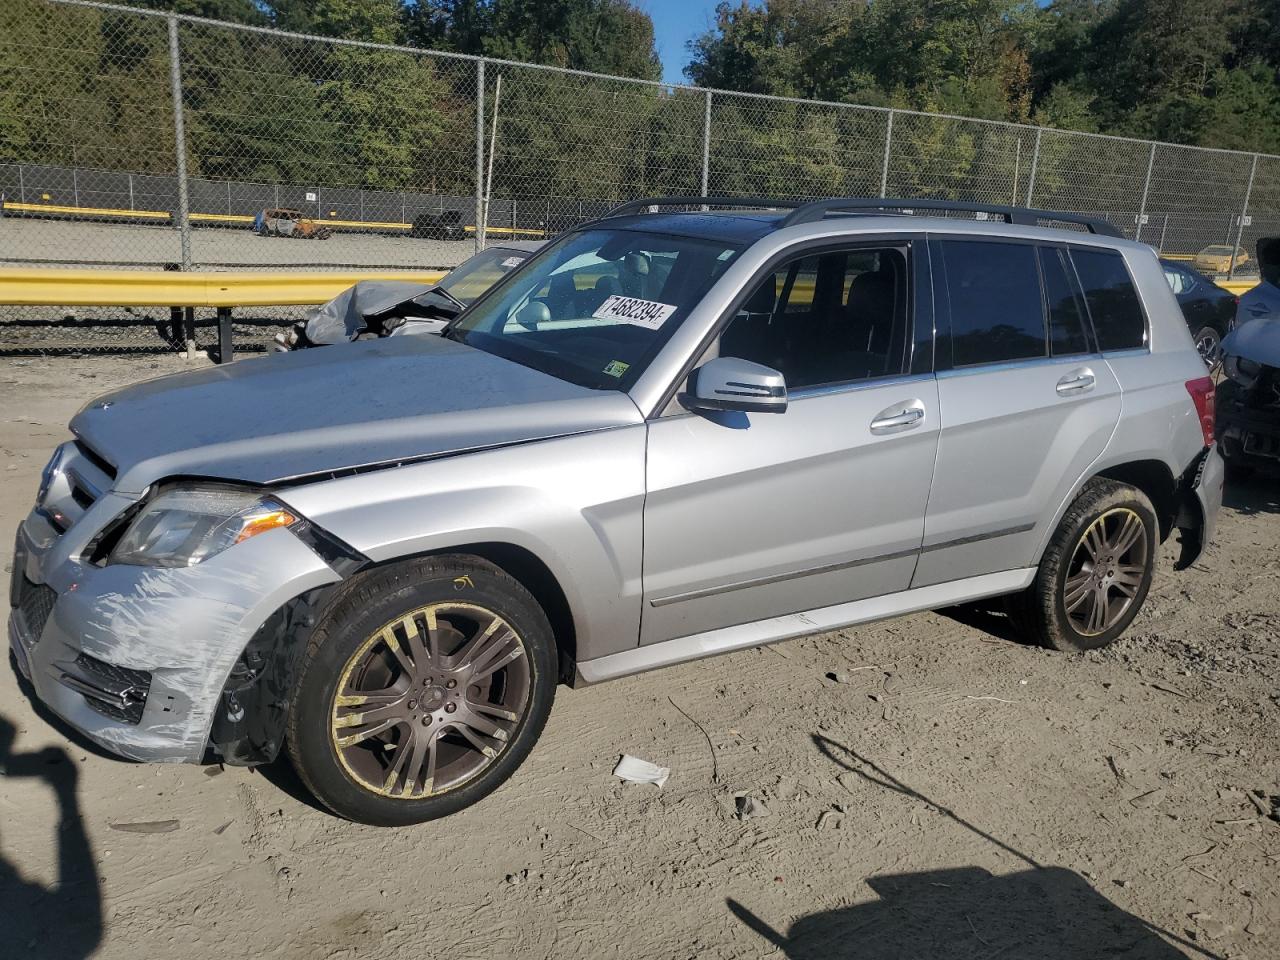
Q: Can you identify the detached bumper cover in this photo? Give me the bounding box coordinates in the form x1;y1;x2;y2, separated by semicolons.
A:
9;511;341;763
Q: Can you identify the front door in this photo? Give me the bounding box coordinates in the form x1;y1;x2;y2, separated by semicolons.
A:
641;241;940;646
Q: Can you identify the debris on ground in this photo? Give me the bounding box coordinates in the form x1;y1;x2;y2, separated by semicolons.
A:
612;754;670;788
108;819;180;834
735;794;771;820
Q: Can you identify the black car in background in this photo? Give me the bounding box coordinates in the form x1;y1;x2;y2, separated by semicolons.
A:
1160;258;1237;370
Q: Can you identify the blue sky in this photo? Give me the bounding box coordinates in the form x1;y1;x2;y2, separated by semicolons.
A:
638;0;722;85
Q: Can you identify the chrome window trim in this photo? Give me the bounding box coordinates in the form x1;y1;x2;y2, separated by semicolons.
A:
935;352;1104;380
787;371;936;401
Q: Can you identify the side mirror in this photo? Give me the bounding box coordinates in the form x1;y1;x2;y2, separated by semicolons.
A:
680;356;788;414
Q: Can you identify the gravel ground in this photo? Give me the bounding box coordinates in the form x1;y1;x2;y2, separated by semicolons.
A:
0;355;1277;960
0;219;476;270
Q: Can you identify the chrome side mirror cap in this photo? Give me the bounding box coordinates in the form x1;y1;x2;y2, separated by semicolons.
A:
680;356;788;415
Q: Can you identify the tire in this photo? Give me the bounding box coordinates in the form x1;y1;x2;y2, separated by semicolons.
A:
1007;479;1158;652
286;555;557;826
1193;324;1222;372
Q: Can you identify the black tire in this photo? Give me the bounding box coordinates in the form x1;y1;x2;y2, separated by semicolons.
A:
286;555;557;826
1007;479;1158;652
1193;324;1222;372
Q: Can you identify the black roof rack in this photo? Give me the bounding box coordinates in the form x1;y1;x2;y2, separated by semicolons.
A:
604;196;805;218
778;197;1124;237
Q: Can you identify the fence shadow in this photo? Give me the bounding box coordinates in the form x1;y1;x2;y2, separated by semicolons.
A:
727;734;1222;960
0;715;103;960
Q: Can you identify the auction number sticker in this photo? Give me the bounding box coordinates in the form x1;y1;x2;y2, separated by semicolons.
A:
501;256;525;267
592;295;678;330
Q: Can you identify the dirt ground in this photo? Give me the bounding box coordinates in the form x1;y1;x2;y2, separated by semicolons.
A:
0;355;1277;960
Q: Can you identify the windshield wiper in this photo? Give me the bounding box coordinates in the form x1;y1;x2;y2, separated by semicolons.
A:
431;285;467;311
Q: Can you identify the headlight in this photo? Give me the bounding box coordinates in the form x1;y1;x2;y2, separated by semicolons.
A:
109;485;298;567
1224;354;1262;389
37;444;68;505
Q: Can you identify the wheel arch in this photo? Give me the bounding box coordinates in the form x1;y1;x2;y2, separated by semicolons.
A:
1092;459;1179;541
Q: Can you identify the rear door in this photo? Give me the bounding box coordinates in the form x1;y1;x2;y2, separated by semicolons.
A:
912;236;1122;588
641;239;940;645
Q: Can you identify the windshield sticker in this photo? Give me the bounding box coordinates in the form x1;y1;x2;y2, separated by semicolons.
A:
602;360;630;378
501;256;525;268
592;295;678;330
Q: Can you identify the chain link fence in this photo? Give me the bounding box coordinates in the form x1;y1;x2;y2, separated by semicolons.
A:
2;0;1279;354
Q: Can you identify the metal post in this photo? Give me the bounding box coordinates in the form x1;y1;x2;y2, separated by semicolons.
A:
879;109;894;198
18;165;24;203
216;307;233;364
128;173;135;211
1135;142;1156;242
474;59;485;254
1012;139;1020;206
1158;213;1169;254
1024;128;1042;207
226;179;232;216
72;167;79;207
166;15;192;272
701;90;712;198
1229;153;1258;279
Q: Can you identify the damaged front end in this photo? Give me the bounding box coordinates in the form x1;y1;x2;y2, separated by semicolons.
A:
1219;316;1280;472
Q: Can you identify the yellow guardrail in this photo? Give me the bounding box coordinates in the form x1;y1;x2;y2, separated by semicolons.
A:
1219;279;1258;295
0;268;447;308
2;200;546;238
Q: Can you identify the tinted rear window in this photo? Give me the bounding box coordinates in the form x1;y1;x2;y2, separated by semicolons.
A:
1040;247;1090;356
941;240;1046;366
1071;249;1147;351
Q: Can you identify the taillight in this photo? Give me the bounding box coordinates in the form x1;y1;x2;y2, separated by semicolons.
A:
1185;376;1215;446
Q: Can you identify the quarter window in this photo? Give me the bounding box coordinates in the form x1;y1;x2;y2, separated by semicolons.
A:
940;240;1046;366
1071;249;1148;351
719;246;910;389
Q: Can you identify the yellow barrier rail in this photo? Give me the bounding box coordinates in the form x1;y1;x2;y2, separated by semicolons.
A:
0;268;447;308
2;200;546;238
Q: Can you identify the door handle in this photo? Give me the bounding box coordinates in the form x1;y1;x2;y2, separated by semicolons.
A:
870;401;925;434
1056;369;1096;396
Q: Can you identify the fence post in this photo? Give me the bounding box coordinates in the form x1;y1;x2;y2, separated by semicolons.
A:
1135;142;1156;242
128;173;135;211
1024;128;1042;207
166;14;192;272
72;167;79;207
1229;153;1258;279
701;90;712;199
879;109;894;198
474;58;485;254
18;164;24;203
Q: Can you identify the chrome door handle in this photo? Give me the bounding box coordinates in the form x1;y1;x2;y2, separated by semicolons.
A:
1056;370;1096;396
870;401;925;434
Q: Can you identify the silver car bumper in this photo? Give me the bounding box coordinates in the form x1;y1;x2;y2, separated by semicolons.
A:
10;508;340;764
1193;443;1224;550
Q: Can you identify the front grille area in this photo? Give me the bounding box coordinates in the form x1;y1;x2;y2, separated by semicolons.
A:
15;575;56;640
70;653;152;725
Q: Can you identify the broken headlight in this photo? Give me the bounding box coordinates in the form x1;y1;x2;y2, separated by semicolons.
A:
1224;354;1262;389
109;485;297;567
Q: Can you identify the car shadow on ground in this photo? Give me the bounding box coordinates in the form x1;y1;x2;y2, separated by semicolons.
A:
1223;472;1280;516
0;715;102;960
726;734;1223;960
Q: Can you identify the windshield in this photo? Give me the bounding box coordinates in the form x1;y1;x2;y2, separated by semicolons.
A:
447;229;741;389
437;246;537;305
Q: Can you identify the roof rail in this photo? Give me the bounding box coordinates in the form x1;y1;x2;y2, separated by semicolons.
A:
604;196;805;218
778;197;1124;238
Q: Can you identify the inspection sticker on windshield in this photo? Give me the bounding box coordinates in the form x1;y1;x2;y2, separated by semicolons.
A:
501;256;525;267
603;360;630;378
592;295;677;330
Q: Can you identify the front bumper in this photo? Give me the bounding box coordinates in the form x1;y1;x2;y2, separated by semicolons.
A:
9;505;341;764
1218;386;1280;470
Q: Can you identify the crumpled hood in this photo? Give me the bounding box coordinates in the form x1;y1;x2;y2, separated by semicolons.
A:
1222;316;1280;369
71;335;642;495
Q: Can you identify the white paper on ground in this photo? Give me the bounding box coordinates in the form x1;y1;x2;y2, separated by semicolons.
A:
612;754;671;788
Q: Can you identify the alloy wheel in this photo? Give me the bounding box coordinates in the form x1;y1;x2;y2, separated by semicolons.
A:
330;602;530;799
1063;507;1149;637
1195;329;1222;370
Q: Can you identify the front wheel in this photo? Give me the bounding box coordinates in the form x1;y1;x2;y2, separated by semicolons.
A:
287;556;557;826
1008;479;1157;652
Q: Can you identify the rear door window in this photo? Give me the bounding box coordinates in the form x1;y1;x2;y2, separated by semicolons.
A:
1071;248;1148;351
939;239;1046;366
1040;247;1090;356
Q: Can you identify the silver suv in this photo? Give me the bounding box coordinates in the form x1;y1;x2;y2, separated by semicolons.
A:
10;198;1223;825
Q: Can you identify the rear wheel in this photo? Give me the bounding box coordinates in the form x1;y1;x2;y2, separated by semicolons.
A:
1008;479;1157;652
1193;324;1222;372
287;556;557;826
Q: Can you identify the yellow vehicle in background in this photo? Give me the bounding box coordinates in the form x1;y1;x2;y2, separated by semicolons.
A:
1193;244;1249;275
